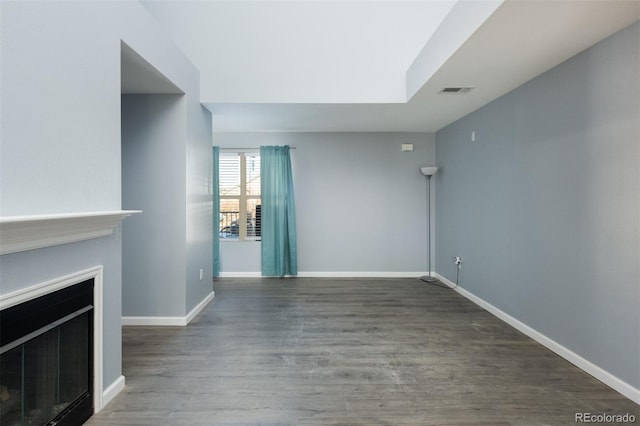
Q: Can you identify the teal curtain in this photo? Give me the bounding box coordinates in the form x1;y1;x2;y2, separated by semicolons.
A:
212;146;220;277
260;145;297;277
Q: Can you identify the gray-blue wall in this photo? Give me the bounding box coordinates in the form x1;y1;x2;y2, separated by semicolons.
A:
435;22;639;388
122;94;213;318
185;104;215;312
215;132;437;274
121;95;187;317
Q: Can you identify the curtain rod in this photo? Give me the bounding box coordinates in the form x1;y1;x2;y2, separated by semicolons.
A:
219;146;296;150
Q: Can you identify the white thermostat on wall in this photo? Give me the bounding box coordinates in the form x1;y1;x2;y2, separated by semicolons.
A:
401;144;414;152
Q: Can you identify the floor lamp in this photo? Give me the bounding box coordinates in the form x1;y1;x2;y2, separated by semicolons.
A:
420;166;438;283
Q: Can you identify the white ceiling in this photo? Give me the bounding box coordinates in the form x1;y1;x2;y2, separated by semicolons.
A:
141;0;640;132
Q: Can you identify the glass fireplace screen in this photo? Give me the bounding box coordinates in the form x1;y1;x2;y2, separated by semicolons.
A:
0;280;94;426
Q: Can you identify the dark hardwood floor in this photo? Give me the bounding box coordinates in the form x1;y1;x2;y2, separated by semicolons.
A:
86;278;639;425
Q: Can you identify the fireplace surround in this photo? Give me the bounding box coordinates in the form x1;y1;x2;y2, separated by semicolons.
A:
0;210;140;423
0;267;104;426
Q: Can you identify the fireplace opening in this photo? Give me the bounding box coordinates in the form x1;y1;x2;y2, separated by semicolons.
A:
0;279;94;426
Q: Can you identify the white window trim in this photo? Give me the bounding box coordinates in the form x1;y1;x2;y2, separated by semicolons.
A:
220;152;260;242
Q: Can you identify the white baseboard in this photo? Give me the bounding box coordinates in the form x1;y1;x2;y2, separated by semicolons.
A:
100;375;125;411
219;272;261;277
297;271;429;278
121;316;187;326
219;271;429;278
185;291;215;324
434;273;640;405
122;291;215;326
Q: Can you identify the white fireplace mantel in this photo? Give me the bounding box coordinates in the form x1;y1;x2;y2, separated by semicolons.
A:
0;210;142;255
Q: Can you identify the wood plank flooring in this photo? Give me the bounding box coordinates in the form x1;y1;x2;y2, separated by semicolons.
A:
85;278;639;425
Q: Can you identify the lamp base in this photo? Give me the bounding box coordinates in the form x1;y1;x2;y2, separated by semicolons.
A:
420;275;439;283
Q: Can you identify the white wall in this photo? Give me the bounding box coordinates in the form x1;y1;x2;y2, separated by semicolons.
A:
215;132;436;275
1;0;211;394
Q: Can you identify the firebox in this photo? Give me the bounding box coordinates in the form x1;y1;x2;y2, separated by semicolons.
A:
0;279;94;426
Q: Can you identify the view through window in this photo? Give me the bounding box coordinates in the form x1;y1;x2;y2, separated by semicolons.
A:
219;152;261;240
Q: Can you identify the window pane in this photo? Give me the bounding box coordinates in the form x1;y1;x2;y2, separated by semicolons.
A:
220;154;240;196
218;152;261;241
220;198;239;239
247;199;261;238
246;154;261;196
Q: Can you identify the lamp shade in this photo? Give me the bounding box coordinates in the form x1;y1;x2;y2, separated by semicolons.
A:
420;166;438;176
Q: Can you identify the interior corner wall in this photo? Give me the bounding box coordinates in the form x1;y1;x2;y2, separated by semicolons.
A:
435;22;639;389
214;132;436;275
185;104;214;313
121;94;187;317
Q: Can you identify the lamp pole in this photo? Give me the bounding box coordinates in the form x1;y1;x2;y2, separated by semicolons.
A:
420;171;438;283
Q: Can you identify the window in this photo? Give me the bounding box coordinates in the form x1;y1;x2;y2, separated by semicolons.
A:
219;152;261;241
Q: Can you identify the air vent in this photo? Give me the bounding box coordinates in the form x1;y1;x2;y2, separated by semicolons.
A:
439;87;474;94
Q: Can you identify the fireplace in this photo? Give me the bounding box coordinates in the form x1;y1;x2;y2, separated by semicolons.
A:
0;279;94;426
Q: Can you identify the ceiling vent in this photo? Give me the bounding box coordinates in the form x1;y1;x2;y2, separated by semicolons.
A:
439;87;474;94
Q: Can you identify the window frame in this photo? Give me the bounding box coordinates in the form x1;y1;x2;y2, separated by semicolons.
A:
219;151;261;242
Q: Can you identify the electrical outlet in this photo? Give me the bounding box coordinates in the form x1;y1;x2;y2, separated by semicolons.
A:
454;256;462;266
